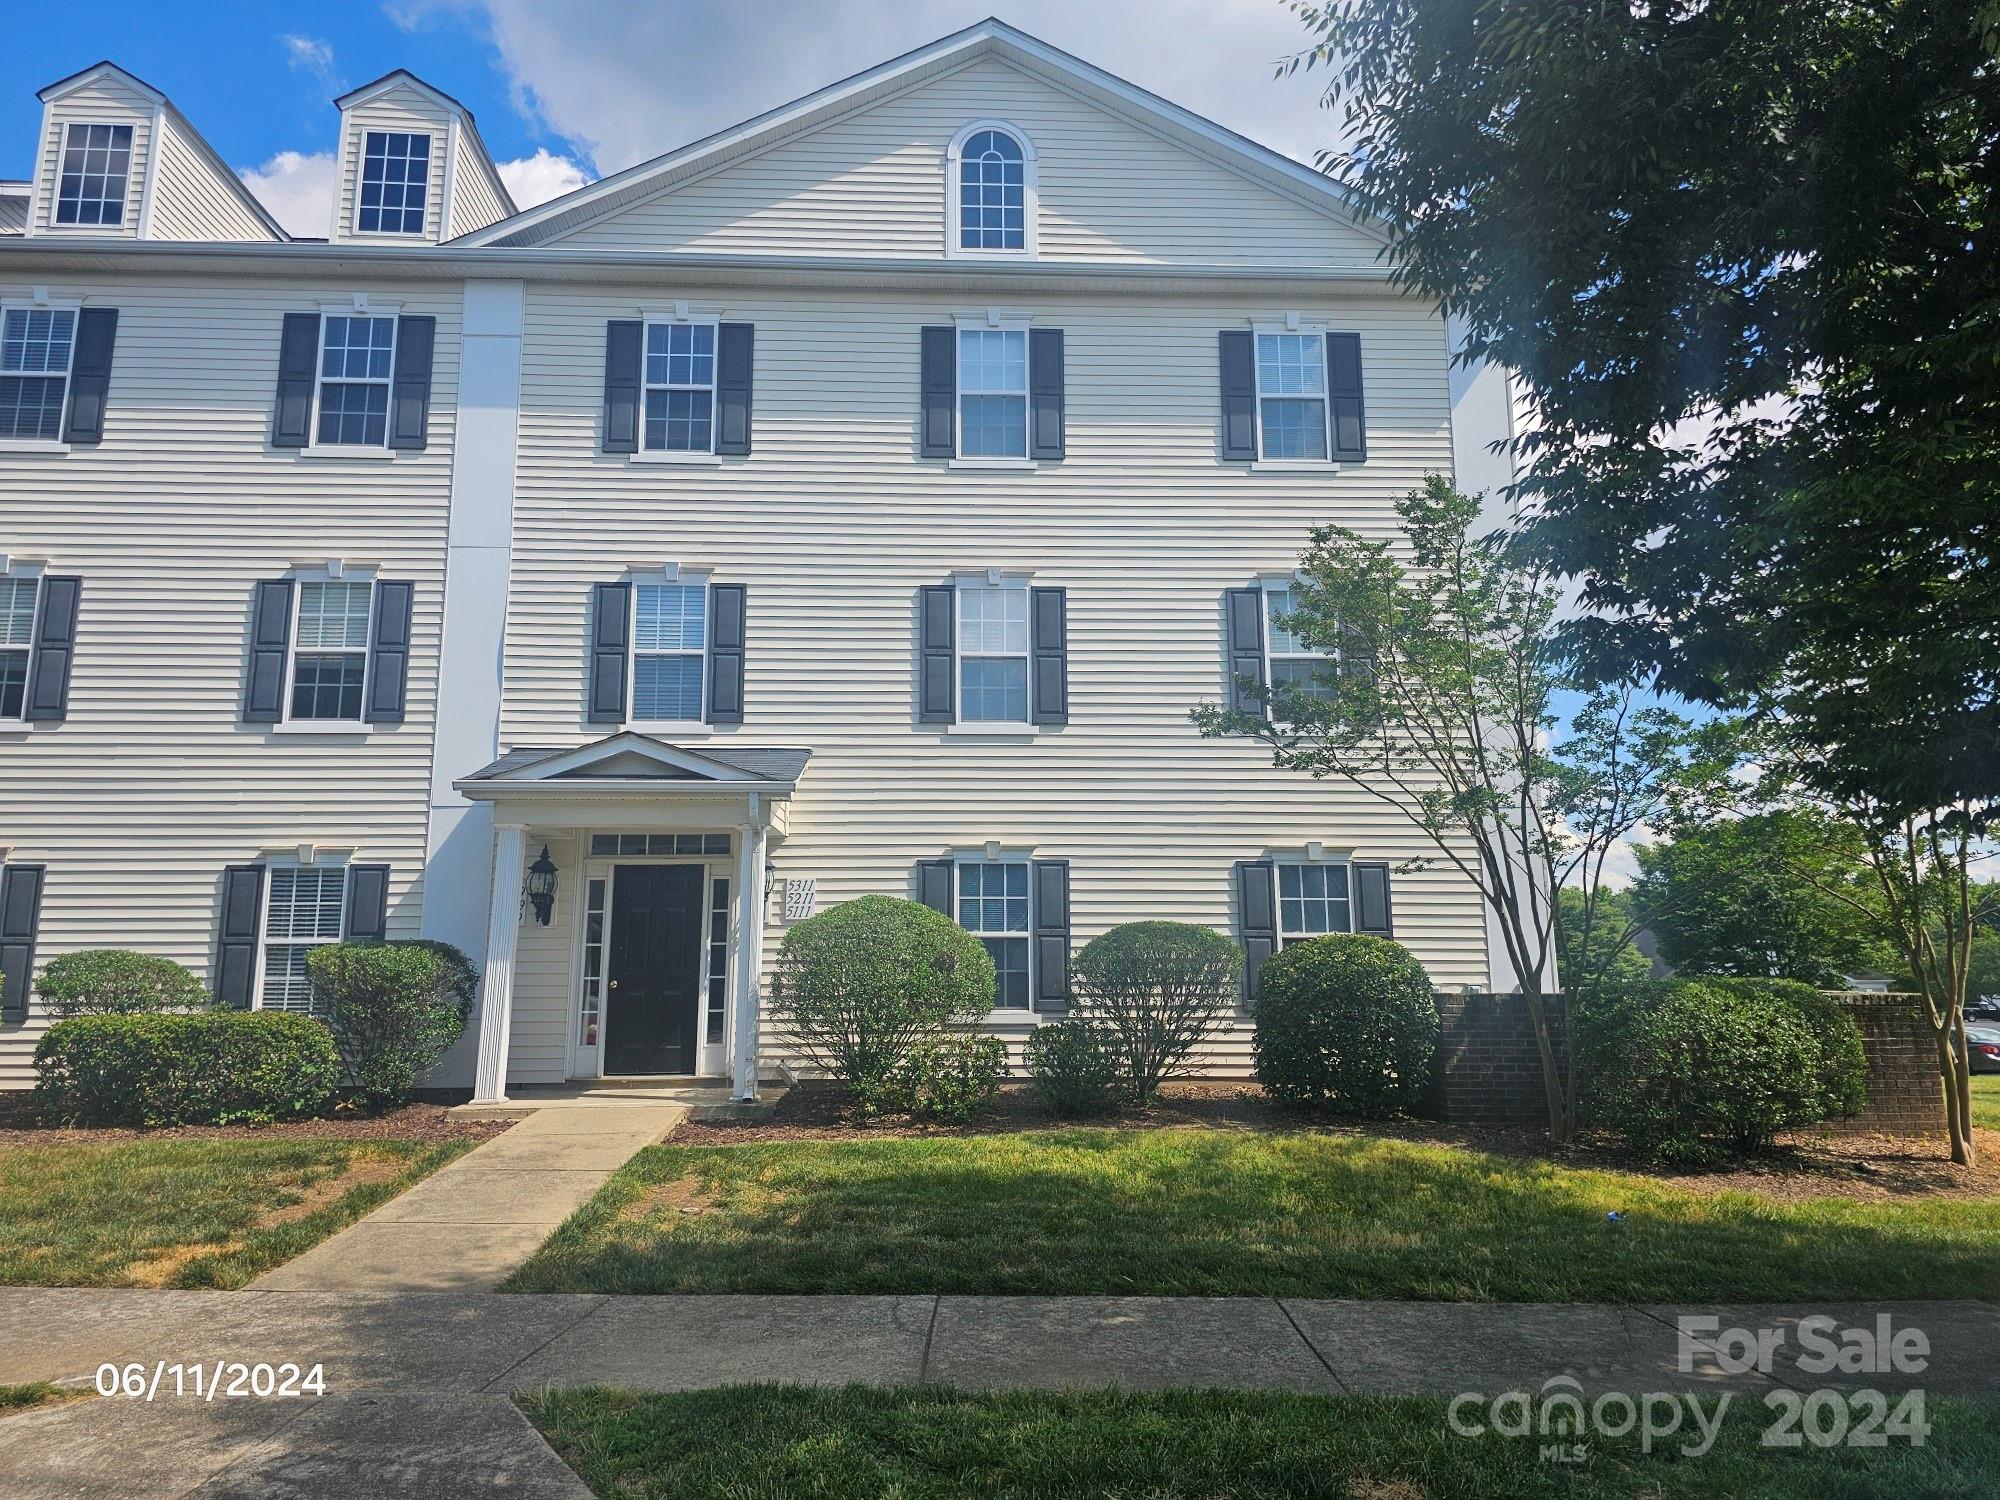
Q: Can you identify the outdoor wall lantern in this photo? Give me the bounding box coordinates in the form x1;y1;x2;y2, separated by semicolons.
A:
525;845;559;926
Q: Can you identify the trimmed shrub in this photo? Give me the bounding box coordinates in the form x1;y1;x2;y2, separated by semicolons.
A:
772;894;994;1116
1072;921;1238;1106
1599;977;1870;1163
1024;1019;1121;1117
307;940;478;1108
1252;934;1438;1116
34;1011;339;1126
39;949;210;1018
894;1033;1008;1123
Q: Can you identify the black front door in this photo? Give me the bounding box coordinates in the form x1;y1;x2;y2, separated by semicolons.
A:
604;864;705;1075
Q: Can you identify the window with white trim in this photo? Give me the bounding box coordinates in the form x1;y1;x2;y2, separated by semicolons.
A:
957;579;1030;725
289;579;373;721
54;123;133;226
260;863;347;1013
578;874;606;1048
957;327;1028;458
314;314;397;447
0;573;39;718
0;306;77;441
957;857;1030;1008
642;320;716;452
1264;584;1336;703
1255;331;1330;461
953;126;1028;252
1278;861;1352;940
631;580;707;722
357;130;431;235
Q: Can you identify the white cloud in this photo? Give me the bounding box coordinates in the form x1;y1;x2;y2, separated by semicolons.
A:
282;34;340;93
496;148;591;208
238;150;337;238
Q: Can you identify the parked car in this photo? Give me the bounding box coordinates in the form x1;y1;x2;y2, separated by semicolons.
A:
1964;995;2000;1022
1967;1023;2000;1074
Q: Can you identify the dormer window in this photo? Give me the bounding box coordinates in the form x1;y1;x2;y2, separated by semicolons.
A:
55;123;132;227
358;131;430;235
948;122;1035;256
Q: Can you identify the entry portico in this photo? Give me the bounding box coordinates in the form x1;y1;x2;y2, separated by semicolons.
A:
452;733;809;1105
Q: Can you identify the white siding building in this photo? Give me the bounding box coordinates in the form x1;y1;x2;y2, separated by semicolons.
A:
0;22;1515;1098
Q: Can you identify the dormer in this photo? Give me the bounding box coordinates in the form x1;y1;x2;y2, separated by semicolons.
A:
28;62;284;241
329;71;514;245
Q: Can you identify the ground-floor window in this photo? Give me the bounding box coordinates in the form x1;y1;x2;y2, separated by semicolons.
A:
957;857;1030;1008
705;877;730;1044
1277;861;1351;941
579;874;607;1047
588;832;732;857
260;864;347;1013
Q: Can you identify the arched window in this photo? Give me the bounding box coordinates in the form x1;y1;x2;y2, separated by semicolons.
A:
950;123;1034;254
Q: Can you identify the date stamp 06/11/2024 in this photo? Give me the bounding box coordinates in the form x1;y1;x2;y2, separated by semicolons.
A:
93;1362;327;1402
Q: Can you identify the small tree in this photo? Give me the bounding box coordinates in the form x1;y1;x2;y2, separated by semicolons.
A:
771;894;992;1114
1070;921;1237;1106
40;950;210;1017
307;940;477;1108
1194;478;1739;1143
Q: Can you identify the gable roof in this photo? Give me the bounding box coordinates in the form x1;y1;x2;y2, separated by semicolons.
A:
336;69;518;219
458;733;811;790
464;17;1384;250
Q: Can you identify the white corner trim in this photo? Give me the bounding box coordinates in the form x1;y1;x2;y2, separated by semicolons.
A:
133;103;165;239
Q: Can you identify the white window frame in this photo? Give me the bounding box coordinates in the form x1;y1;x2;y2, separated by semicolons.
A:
307;301;402;458
279;567;377;734
951;852;1035;1012
0;562;46;724
1260;575;1338;704
53;120;135;229
0;297;81;453
637;311;720;461
951;569;1034;734
255;856;350;1014
945;120;1038;260
1251;322;1336;469
353;128;434;238
1275;858;1355;944
950;315;1034;466
626;569;711;732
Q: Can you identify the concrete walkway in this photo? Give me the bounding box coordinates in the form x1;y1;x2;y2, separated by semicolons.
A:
250;1101;685;1293
0;1290;1992;1496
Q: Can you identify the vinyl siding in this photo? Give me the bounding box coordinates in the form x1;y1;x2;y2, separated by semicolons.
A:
494;282;1486;1082
550;57;1382;269
31;75;156;237
332;86;450;245
0;275;460;1087
447;136;510;240
147;115;280;242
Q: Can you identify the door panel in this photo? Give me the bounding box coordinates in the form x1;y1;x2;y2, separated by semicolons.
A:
604;864;705;1075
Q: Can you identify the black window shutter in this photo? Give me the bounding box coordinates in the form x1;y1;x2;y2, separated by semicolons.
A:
715;322;754;456
62;308;117;445
366;580;413;724
707;583;746;724
1326;331;1367;461
1225;587;1267;717
918;584;955;722
25;575;81;722
345;864;390;941
1029;327;1064;460
916;859;954;916
0;863;45;1022
1353;860;1394;937
388;315;436;450
1236;858;1278;1004
603;320;642;454
214;864;265;1009
1031;586;1067;726
1219;330;1257;461
588;581;631;723
272;313;320;449
920;326;956;458
1032;859;1070;1013
242;579;295;723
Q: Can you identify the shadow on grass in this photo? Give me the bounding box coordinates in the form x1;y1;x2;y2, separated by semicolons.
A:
505;1128;2000;1301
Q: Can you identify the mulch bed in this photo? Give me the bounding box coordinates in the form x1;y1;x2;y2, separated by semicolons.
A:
674;1081;2000;1201
0;1095;511;1148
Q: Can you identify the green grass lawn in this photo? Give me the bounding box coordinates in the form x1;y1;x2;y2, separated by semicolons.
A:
505;1128;2000;1301
1972;1075;1999;1131
520;1384;2000;1499
0;1136;472;1288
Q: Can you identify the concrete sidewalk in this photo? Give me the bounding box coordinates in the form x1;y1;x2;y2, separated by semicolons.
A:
249;1100;685;1293
1;1290;1992;1496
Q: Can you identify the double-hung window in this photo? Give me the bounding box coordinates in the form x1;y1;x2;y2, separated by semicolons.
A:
957;579;1031;726
642;321;716;453
357;131;430;235
54;123;132;226
1255;331;1331;461
957;327;1028;458
314;314;397;448
631;580;707;723
0;307;76;442
1277;861;1352;941
1264;584;1336;703
958;857;1031;1008
0;574;38;718
289;580;373;721
259;863;347;1013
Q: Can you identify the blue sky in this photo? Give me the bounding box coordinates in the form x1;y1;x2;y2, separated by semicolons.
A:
0;1;1338;235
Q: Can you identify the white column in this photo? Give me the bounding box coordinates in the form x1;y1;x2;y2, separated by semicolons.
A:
731;818;767;1101
472;823;527;1104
